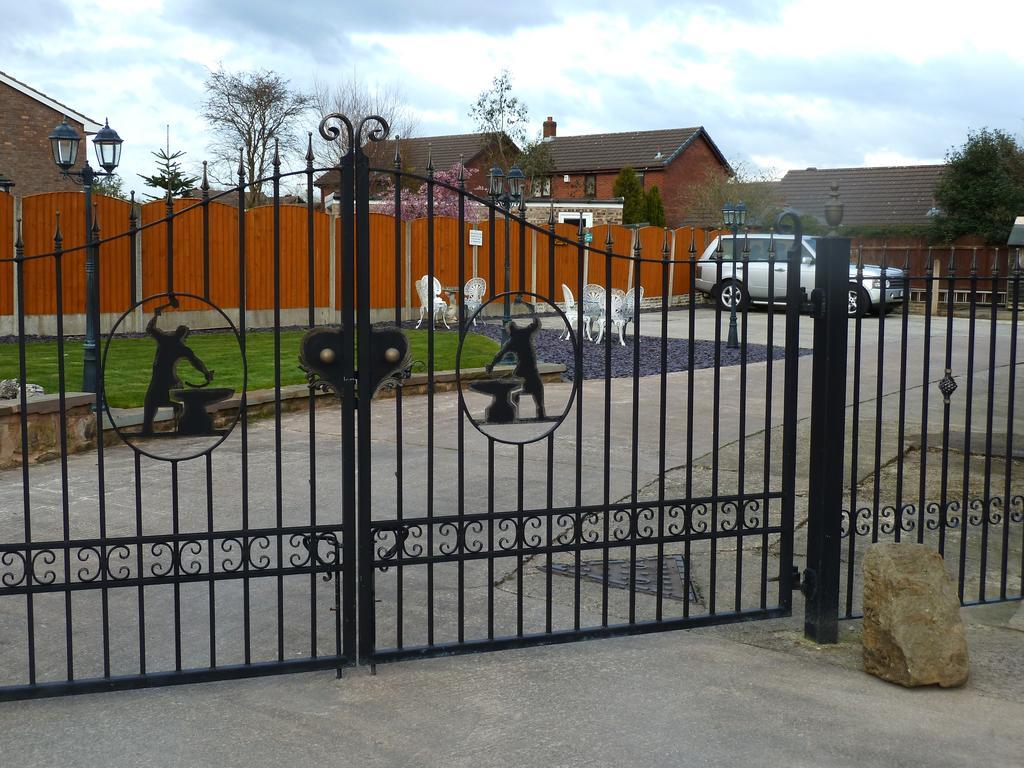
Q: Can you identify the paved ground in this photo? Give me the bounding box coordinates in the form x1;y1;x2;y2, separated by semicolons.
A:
1;305;1022;765
0;600;1021;768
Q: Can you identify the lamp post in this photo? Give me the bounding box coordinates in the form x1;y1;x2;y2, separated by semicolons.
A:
723;200;746;350
488;163;525;360
48;116;124;399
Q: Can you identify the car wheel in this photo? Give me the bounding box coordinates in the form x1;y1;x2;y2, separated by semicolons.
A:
717;280;748;312
848;286;870;318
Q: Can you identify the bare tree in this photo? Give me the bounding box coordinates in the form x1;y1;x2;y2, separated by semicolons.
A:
312;73;418;165
468;69;528;169
201;66;313;206
687;160;783;228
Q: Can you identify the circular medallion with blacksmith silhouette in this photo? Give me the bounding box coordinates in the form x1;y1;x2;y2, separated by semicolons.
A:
102;293;246;462
457;291;578;445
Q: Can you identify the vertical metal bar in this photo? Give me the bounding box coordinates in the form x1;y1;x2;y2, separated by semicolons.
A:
237;153;252;665
517;444;524;637
206;453;216;667
629;235;642;624
957;250;979;600
938;248;957;558
871;248;888;543
1001;253;1020;599
425;160;436;647
171;461;182;671
305;135;319;657
128;193;138;306
456;161;466;645
201;162;211;300
14;220;35;685
545;209;556;634
91;208;111;678
710;236;723;615
602;228;613;627
52;215;75;680
685;231;697;618
979;250;999;601
134;452;146;674
487;203;496;642
846;247;864;609
656;230;670;621
779;218;802;615
272;142;285;662
165;190;174;296
917;255;935;545
893;249;912;543
355;135;376;663
735;234;749;613
574;220;585;630
761;232;777;610
393;149;405;650
804;236;850;644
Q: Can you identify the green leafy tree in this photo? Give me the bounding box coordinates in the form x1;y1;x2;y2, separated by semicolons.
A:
468;69;528;170
138;148;200;200
518;133;554;196
613;167;646;224
687;160;781;228
932;128;1024;244
91;173;129;201
644;185;666;227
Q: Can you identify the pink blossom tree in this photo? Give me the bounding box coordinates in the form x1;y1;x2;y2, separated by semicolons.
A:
376;163;488;221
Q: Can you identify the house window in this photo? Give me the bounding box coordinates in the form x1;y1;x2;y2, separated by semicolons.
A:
584;174;597;197
637;171;645;188
557;211;593;229
531;176;551;197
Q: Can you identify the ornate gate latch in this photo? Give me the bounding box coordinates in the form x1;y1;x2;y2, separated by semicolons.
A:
299;326;412;401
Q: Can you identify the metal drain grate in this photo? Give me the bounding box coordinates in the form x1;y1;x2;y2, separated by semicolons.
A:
542;554;701;603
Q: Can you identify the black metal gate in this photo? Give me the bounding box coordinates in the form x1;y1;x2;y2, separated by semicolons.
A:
9;114;1017;701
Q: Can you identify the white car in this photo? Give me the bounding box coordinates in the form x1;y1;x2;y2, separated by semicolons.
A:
694;234;905;317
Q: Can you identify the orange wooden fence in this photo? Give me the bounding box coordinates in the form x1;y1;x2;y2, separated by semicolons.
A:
2;192;703;327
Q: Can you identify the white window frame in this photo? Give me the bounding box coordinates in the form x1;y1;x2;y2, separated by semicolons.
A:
557;211;593;228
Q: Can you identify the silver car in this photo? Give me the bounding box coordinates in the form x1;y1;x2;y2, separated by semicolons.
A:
693;234;905;317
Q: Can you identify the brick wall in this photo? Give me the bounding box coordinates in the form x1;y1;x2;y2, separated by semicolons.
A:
0;82;89;197
535;135;729;228
657;136;728;227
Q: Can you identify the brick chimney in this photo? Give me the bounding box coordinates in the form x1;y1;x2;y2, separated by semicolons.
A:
542;116;556;141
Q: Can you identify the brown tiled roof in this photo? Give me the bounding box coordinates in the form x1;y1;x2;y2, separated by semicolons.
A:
778;165;946;227
545;126;729;173
315;132;515;190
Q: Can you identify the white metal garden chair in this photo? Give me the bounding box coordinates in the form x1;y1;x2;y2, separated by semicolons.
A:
581;283;606;342
560;283;588;340
621;285;644;339
415;275;449;329
593;292;627;345
462;277;487;326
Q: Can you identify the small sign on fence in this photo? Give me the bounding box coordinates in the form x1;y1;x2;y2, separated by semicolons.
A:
584;232;593;244
469;229;483;247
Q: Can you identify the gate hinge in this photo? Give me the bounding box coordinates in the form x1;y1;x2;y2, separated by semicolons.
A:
805;288;826;319
800;567;816;599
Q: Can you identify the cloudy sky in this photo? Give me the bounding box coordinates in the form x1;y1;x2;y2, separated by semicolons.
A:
6;0;1024;192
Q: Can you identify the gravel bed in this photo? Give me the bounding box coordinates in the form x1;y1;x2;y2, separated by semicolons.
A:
400;319;801;381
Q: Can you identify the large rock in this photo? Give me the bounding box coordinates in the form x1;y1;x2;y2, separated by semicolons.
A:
862;543;969;688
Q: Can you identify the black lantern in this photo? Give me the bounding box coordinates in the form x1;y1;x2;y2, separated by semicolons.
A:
506;164;525;202
92;119;124;174
48;117;81;172
0;174;13;194
723;200;734;226
736;201;747;225
488;165;504;198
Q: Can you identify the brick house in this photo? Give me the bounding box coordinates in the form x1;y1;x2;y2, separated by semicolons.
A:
0;70;102;197
314;132;519;203
777;165;947;228
525;117;732;227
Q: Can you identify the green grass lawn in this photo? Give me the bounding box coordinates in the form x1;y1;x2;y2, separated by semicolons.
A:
1;328;499;408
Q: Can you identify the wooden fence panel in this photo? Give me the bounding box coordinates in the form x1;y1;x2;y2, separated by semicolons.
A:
0;192;12;315
635;226;669;298
367;212;397;310
533;223;581;306
21;192;131;316
411;216;471;308
587;224;632;291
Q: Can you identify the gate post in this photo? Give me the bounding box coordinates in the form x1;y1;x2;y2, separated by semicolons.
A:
804;235;850;643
